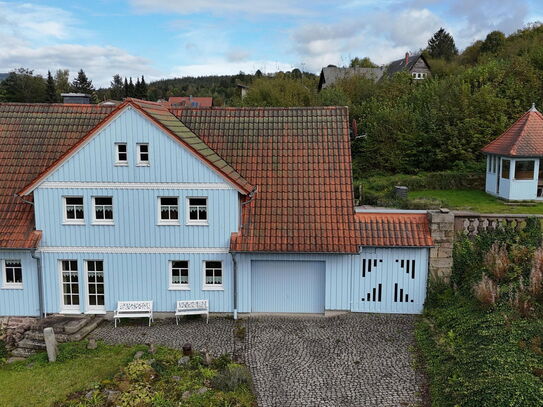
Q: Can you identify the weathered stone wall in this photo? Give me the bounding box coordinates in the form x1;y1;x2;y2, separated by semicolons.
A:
0;316;37;350
428;209;455;281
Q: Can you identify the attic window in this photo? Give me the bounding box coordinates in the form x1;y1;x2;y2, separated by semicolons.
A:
137;143;149;166
116;143;127;165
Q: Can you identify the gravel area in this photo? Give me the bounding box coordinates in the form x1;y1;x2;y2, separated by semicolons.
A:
91;313;425;407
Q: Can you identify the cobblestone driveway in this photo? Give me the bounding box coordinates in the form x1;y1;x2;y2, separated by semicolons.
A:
91;313;425;407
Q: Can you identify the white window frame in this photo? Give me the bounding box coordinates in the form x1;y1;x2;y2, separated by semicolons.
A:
169;260;190;290
115;143;128;166
187;197;208;226
137;143;150;166
92;196;114;225
158;196;180;225
202;260;223;290
63;196;85;225
59;259;80;314
2;259;23;289
84;259;106;314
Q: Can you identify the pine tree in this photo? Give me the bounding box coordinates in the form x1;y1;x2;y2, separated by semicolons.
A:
109;74;124;100
71;69;95;94
135;77;142;98
123;78;129;98
427;28;458;60
127;77;135;97
46;70;57;103
140;75;148;100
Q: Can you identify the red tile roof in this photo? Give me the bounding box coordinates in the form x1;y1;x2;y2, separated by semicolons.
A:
164;97;213;108
172;107;361;253
355;212;433;247
482;106;543;157
0;103;115;248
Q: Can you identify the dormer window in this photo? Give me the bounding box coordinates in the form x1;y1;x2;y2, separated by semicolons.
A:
116;143;127;165
137;143;149;166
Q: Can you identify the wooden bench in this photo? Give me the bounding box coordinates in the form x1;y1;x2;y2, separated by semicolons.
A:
114;301;153;327
175;300;209;325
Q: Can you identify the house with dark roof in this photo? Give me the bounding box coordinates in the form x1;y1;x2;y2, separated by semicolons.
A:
482;104;543;200
318;53;431;91
0;99;432;318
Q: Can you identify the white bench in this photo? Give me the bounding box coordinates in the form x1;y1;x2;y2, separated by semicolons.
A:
114;301;153;327
175;300;209;325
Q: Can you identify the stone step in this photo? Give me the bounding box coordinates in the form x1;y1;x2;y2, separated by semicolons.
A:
24;330;70;343
11;347;37;358
17;338;46;350
68;317;104;341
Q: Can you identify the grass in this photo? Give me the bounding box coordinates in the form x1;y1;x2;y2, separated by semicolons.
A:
0;341;135;407
409;189;543;214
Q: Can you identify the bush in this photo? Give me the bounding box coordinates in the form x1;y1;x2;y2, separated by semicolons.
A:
211;364;252;392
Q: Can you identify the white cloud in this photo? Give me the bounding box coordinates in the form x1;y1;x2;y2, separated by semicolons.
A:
171;60;294;77
226;49;251;62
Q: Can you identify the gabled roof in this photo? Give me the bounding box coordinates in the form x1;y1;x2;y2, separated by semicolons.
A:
386;53;428;76
0;103;115;248
481;105;543;157
355;212;433;247
173;107;361;253
19;99;253;195
318;66;385;90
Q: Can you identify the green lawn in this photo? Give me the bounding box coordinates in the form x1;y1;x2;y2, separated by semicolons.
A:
409;189;543;214
0;342;135;407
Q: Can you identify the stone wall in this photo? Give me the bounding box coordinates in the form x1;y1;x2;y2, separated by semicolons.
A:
0;316;37;350
428;209;455;281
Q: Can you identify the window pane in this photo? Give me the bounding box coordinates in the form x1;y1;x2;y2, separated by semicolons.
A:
66;207;75;219
190;198;206;206
169;208;178;220
515;160;534;180
75;207;84;219
118;152;127;161
95;197;112;205
172;261;188;268
96;261;103;272
189;208;198;220
70;260;78;271
198;208;207;220
117;144;127;153
66;197;83;205
172;273;180;284
140;153;149;161
501;160;510;179
139;144;148;153
87;261;95;272
206;261;222;269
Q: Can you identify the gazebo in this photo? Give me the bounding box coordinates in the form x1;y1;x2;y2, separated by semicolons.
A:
482;104;543;201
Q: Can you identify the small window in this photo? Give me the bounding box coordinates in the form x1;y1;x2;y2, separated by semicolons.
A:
187;197;208;224
137;143;149;166
116;143;127;165
204;261;222;289
3;260;22;288
93;197;113;224
515;160;535;180
170;260;189;289
501;159;511;179
159;197;179;224
64;197;84;224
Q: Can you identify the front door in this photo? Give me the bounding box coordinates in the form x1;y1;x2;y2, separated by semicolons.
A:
60;260;80;313
85;260;105;313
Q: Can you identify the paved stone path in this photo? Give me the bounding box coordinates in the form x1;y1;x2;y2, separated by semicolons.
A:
91;313;425;407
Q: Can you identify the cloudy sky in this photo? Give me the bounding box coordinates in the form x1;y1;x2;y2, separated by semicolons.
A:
0;0;542;87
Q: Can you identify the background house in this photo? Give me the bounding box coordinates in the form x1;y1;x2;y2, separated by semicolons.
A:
482;104;543;201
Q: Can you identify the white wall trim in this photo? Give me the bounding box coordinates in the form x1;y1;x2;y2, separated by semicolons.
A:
39;246;229;254
40;182;233;190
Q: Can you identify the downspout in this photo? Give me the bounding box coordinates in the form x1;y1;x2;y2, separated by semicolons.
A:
231;252;238;320
30;249;45;319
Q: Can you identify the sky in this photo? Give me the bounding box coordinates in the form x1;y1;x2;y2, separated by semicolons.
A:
0;0;542;87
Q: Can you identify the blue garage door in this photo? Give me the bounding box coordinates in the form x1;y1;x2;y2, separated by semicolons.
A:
251;260;325;313
352;248;429;314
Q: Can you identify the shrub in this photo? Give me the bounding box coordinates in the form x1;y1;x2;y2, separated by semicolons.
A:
529;247;543;298
211;364;252;392
483;242;509;281
473;273;499;307
123;359;155;383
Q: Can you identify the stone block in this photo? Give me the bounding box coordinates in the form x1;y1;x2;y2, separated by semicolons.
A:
43;327;58;362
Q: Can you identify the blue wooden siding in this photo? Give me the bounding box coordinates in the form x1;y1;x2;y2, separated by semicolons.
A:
251;260;325;313
236;253;354;313
41;252;232;313
46;108;227;184
0;251;40;316
352;248;428;314
34;188;239;248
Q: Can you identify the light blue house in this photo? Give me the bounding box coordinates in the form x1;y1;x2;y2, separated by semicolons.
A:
0;100;432;318
483;105;543;201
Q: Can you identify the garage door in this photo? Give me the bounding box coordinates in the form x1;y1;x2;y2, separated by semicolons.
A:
352;248;428;314
251;260;325;313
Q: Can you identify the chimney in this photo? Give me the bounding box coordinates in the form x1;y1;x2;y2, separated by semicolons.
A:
405;52;409;66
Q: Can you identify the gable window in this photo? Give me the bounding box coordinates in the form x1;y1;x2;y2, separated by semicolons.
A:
501;159;511;179
159;197;179;224
116;143;128;165
137;143;149;166
64;197;84;224
515;160;535;180
3;260;22;289
169;260;189;289
93;197;113;224
203;260;223;289
187;197;208;225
